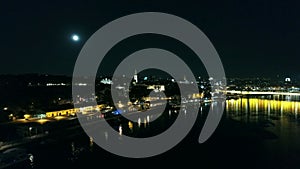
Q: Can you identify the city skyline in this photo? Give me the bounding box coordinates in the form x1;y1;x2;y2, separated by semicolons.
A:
2;1;300;168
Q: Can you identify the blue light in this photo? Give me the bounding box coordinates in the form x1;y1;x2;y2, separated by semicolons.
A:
112;109;123;115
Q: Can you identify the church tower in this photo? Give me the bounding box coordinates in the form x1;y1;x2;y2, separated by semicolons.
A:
133;69;138;84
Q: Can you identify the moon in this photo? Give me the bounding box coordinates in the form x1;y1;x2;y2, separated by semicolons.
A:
72;34;80;41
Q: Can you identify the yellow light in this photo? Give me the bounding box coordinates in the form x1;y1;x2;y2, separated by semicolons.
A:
128;121;133;130
54;116;66;120
24;114;31;119
37;119;49;124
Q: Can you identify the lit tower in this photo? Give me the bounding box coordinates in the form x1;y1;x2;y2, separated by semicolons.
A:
133;69;138;84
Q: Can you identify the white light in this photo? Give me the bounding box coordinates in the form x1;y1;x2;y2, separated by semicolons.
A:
72;34;79;41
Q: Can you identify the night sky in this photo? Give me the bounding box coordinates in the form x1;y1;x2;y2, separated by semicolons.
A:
0;0;299;79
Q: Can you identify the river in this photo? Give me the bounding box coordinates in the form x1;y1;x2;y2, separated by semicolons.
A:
6;96;300;169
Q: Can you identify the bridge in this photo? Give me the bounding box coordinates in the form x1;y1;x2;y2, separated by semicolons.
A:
226;90;300;96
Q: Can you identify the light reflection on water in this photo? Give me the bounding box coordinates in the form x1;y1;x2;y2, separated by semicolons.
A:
101;97;300;141
27;97;300;168
76;97;300;153
225;96;300;165
226;97;300;120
